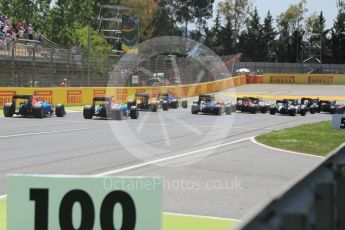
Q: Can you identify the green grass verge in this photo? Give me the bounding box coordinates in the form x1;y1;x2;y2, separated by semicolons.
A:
0;198;6;230
0;198;238;230
163;214;238;230
256;121;345;156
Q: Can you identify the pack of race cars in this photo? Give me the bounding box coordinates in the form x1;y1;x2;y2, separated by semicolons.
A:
2;93;345;119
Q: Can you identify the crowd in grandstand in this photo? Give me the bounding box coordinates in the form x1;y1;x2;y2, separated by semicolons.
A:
0;13;43;51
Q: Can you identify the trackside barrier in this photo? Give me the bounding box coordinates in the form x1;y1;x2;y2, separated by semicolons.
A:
0;76;246;108
263;73;345;84
236;144;345;230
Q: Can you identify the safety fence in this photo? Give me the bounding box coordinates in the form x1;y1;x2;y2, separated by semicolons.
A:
246;73;345;85
236;144;345;230
0;76;246;108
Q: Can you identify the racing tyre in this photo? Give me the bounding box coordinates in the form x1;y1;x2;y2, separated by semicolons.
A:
260;107;267;114
310;108;315;114
330;109;336;114
214;107;222;116
225;105;232;115
112;107;123;120
129;106;139;119
83;105;94;119
150;102;158;112
250;107;257;114
4;103;14;117
191;104;199;114
181;100;188;109
170;100;178;109
300;109;306;116
289;109;296;116
33;104;44;118
269;108;276;115
127;100;135;108
162;101;169;111
55;104;65;117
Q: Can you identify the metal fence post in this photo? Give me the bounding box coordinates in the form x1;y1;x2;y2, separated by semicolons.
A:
336;164;345;230
315;182;335;230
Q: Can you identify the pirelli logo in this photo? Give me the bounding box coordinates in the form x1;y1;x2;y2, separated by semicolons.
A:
167;88;176;97
181;86;189;97
93;89;106;97
152;89;160;98
270;76;296;84
194;85;202;95
308;76;334;84
67;90;83;104
207;84;213;92
0;91;15;106
136;89;145;94
34;91;53;103
117;89;128;101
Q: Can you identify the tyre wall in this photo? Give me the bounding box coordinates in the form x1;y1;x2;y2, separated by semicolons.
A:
0;76;246;108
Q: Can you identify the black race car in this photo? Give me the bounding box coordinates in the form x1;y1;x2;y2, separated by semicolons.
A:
236;97;270;114
83;97;138;120
3;94;65;118
300;98;319;114
317;100;345;114
191;94;232;115
270;99;307;116
160;93;188;111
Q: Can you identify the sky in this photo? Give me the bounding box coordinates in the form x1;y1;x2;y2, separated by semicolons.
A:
212;0;339;29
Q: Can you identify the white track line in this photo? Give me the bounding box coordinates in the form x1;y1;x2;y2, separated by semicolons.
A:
250;137;325;158
0;128;92;138
163;212;240;222
0;194;7;200
95;137;252;176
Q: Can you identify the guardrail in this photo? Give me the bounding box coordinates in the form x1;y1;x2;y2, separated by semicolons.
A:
236;144;345;230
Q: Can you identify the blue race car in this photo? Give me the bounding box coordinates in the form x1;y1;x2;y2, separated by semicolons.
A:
83;97;139;120
3;94;65;118
160;93;188;111
191;94;232;115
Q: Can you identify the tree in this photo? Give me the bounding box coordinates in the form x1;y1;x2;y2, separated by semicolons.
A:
238;8;265;61
262;11;277;61
173;0;214;37
276;0;307;62
151;0;180;37
0;0;51;27
331;0;345;63
218;0;252;47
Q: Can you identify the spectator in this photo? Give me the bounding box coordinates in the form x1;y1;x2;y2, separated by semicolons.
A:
59;78;69;87
35;31;42;43
27;24;33;40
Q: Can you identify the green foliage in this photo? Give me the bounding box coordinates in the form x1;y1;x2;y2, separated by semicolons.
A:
74;26;111;54
256;121;345;156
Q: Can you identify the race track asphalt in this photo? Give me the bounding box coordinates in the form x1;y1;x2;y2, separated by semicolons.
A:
0;84;339;220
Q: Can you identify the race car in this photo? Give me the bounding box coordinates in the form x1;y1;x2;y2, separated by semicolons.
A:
191;94;232;115
160;93;188;111
236;97;270;114
3;94;65;118
83;97;138;120
317;100;345;114
300;97;319;114
128;93;161;112
269;99;307;116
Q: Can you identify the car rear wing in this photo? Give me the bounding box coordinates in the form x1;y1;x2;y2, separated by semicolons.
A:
13;95;32;100
93;97;113;102
135;93;149;98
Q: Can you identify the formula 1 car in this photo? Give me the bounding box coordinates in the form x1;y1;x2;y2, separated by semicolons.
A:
236;97;270;114
317;100;345;114
160;93;188;111
269;99;307;116
128;93;161;112
3;94;65;118
300;98;319;114
191;94;232;115
83;97;138;120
